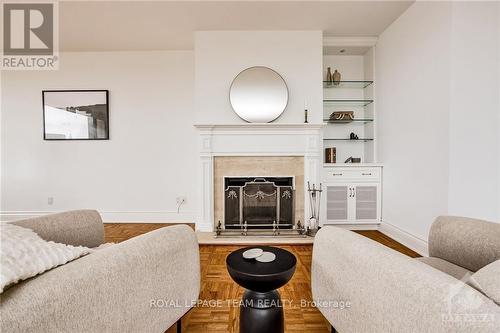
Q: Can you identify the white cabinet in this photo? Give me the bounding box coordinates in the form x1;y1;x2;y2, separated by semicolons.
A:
326;185;349;221
321;166;382;225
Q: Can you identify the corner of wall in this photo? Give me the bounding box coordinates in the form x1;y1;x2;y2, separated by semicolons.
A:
379;221;429;256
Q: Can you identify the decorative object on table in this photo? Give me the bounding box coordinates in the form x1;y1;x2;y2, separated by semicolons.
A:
229;66;288;123
227;246;296;333
255;252;277;263
243;248;264;259
325;147;336;163
329;111;354;122
326;67;333;86
216;220;222;236
344;156;362;163
42;90;109;140
333;69;341;85
296;220;306;235
350;132;359;140
307;182;322;236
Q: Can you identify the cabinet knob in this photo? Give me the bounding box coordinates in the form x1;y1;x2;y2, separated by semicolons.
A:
332;173;343;176
362;173;372;176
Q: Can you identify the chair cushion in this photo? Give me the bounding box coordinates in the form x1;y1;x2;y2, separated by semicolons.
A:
468;259;500;306
416;257;472;280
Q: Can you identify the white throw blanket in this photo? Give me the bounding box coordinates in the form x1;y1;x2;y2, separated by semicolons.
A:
0;223;92;293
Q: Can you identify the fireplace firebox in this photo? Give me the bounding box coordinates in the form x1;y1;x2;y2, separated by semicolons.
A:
224;177;295;229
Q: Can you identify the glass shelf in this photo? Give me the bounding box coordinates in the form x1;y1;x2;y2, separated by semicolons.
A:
324;138;374;142
323;81;373;89
323;118;373;124
323;99;374;107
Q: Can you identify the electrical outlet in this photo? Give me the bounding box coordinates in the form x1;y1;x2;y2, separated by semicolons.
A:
47;197;54;205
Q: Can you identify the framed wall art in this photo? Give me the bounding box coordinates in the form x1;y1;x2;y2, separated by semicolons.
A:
42;90;109;140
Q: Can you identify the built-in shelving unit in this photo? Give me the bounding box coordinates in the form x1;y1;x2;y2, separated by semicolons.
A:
320;38;382;227
322;49;376;164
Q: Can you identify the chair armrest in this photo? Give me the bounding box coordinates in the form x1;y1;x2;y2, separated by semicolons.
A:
312;227;500;333
0;225;200;333
429;216;500;272
12;210;105;247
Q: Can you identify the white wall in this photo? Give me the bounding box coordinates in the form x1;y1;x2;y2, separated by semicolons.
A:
376;1;500;248
376;2;452;242
194;31;323;124
448;2;500;221
1;51;196;222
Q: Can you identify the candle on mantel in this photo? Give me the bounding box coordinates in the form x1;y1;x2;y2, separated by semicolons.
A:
304;98;309;123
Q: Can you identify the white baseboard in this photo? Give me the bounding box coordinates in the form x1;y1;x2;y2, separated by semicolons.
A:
379;221;429;256
0;211;195;223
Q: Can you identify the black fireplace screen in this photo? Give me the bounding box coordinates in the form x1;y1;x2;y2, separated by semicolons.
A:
224;177;294;229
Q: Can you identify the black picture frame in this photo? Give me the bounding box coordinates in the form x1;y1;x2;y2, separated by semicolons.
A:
42;90;109;140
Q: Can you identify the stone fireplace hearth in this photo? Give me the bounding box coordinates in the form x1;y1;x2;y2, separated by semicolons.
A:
195;124;323;232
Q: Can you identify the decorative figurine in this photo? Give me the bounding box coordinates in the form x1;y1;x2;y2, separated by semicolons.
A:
216;221;222;236
344;157;361;163
330;111;354;122
350;132;359;140
333;69;341;85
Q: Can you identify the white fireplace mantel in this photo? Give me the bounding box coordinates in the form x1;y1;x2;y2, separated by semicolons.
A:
194;123;324;231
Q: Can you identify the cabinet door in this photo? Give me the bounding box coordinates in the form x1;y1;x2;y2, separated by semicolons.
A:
325;185;349;221
353;184;379;221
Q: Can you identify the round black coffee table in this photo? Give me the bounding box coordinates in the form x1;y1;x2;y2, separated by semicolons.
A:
226;246;296;333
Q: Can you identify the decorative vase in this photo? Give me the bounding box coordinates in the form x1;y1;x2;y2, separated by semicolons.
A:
326;67;333;86
333;69;341;85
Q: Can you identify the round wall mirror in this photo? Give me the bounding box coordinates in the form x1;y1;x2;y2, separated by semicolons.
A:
229;66;288;123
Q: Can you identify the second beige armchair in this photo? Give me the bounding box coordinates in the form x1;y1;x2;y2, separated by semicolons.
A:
312;216;500;333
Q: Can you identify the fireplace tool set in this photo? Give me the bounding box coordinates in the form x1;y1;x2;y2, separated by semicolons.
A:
306;182;322;236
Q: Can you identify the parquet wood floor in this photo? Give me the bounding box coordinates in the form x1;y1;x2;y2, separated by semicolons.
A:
103;224;419;333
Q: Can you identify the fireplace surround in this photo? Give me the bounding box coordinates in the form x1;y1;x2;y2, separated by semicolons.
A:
195;124;323;232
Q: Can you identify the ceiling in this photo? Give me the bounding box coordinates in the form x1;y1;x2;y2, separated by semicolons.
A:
59;1;414;52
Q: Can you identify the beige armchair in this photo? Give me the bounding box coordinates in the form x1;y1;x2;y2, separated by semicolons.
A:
312;216;500;333
1;210;200;333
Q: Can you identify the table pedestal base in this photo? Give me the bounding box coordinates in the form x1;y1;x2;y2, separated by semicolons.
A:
240;289;284;333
